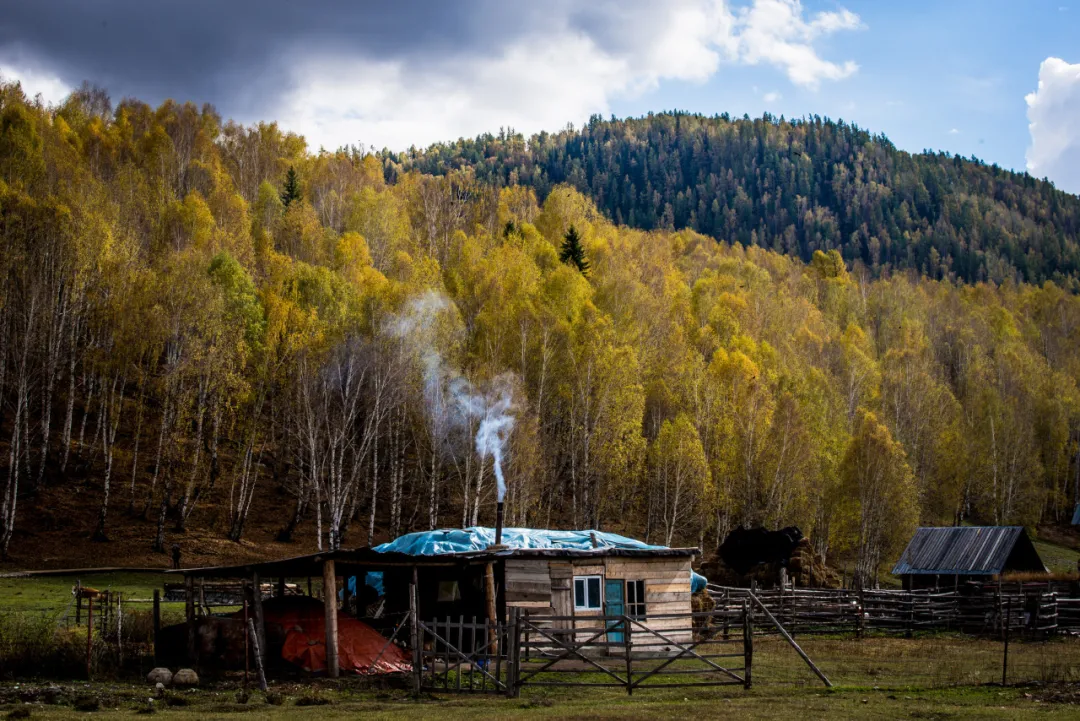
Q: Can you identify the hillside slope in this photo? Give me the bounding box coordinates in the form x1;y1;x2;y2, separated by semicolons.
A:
389;112;1080;287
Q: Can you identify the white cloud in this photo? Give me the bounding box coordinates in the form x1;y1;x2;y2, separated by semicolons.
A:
277;0;863;151
733;0;862;88
0;62;70;106
1025;57;1080;195
763;91;782;103
948;128;960;135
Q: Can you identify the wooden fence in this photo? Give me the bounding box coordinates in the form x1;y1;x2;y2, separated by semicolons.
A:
411;606;754;695
708;584;1080;637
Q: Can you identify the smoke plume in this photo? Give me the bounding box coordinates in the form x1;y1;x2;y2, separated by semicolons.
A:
388;291;516;502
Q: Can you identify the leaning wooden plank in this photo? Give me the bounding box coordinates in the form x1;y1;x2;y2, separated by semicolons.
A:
748;591;831;688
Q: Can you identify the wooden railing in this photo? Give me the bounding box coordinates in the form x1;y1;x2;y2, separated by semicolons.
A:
708;584;1080;637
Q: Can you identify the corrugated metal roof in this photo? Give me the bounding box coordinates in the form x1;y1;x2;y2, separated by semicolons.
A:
891;526;1030;576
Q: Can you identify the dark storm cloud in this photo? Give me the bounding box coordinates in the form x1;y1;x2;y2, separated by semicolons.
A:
0;0;535;115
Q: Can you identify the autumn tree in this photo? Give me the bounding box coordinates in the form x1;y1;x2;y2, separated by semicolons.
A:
837;409;919;588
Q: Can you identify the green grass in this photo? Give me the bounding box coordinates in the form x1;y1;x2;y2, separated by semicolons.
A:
2;635;1078;719
0;678;1077;720
1032;539;1080;575
0;571;172;612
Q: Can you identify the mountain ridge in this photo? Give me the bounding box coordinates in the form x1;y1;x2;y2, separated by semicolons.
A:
385;111;1080;289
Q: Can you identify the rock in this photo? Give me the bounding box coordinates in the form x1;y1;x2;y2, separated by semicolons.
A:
171;669;199;688
146;668;172;687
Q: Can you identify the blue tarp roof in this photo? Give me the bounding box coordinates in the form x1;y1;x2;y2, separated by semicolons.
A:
374;527;670;555
366;527;707;593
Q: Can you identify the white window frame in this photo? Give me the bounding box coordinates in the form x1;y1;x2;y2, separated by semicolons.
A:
573;575;603;611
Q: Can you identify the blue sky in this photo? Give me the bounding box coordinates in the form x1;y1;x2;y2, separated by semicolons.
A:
613;1;1078;175
1;1;1078;192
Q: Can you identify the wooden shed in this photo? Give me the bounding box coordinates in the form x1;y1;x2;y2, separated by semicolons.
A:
891;526;1047;590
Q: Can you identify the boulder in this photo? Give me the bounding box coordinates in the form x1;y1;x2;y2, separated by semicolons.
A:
146;667;173;686
172;668;199;688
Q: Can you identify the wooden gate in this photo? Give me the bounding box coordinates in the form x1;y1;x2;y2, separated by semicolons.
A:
509;607;753;696
414;615;510;693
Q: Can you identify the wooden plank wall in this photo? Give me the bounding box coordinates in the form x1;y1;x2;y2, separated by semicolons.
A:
503;555;695;643
606;557;694;643
505;559;554;615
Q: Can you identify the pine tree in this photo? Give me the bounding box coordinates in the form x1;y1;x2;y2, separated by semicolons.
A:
559;225;589;275
280;166;301;208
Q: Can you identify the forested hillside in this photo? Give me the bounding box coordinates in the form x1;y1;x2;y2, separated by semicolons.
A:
1;83;1079;585
391;112;1080;288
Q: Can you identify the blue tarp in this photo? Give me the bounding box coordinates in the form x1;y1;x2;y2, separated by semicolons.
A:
373;527;671;555
356;527;707;594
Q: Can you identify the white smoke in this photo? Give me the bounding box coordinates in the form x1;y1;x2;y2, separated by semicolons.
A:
388;291;516;502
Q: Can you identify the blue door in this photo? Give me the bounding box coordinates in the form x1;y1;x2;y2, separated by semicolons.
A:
605;579;625;642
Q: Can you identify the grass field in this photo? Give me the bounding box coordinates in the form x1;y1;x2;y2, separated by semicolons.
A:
1033;538;1080;575
0;571;173;612
0;635;1078;719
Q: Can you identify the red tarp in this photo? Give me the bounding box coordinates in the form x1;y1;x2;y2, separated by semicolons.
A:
239;596;410;674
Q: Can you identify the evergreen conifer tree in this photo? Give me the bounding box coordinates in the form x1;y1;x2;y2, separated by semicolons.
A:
559;224;589;275
280;166;301;208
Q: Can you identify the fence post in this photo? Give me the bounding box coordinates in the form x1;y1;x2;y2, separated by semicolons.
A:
152;589;161;665
117;592;123;668
506;607;520;698
1002;597;1011;687
409;581;421;695
742;599;753;689
86;595;93;680
856;589;864;638
184;575;197;666
624;614;633;696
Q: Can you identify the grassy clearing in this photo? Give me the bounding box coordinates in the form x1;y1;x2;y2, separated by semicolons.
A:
0;679;1077;720
0;572;173;612
1033;538;1080;575
1;635;1078;719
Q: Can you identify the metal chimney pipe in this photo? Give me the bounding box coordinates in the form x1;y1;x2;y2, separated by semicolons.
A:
495;502;504;546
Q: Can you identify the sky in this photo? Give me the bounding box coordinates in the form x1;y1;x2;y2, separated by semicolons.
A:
1;0;1078;194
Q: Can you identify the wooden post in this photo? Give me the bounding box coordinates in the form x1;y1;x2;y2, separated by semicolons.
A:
856;589;865;638
277;576;286;598
86;595;94;680
506;607;520;698
485;561;499;656
623;614;633;696
322;559;340;678
247;618;268;692
748;591;830;687
185;575;197;665
117;592;124;668
251;571;266;670
242;586;250;687
1002;597;1011;686
409;579;421;694
742;599;752;689
152;590;161;665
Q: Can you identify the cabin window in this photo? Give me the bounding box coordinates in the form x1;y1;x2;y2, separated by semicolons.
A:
437;580;461;603
626;580;647;619
573;575;602;610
